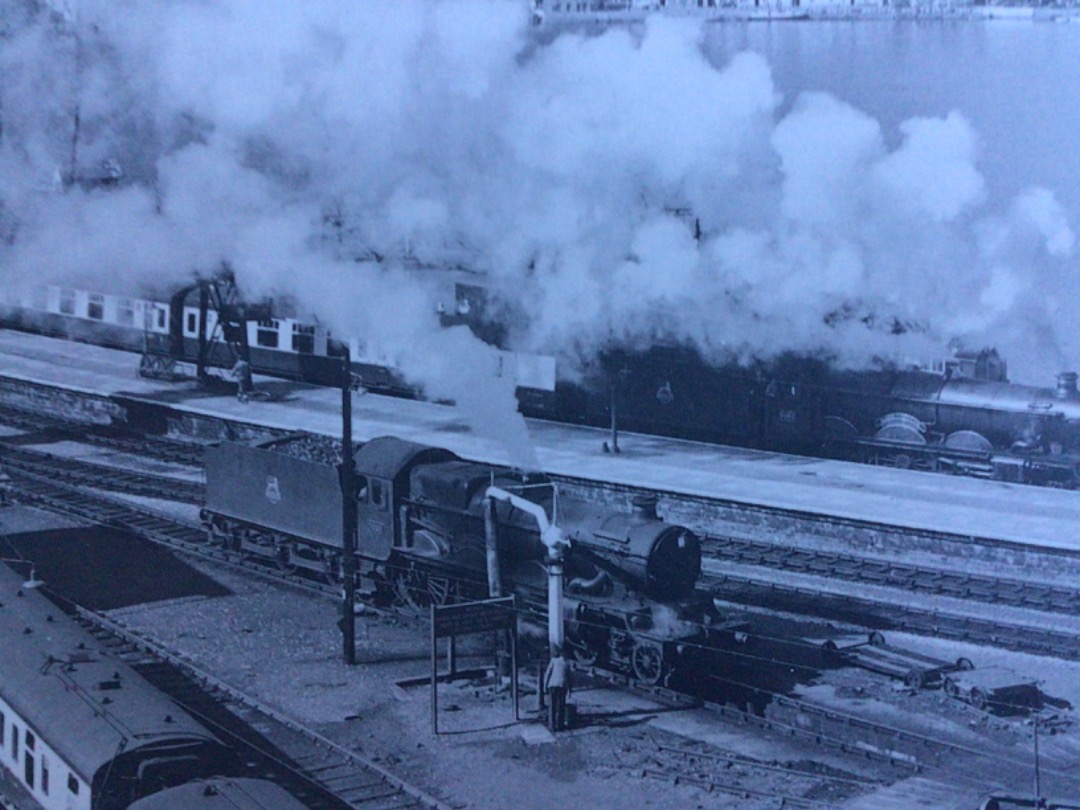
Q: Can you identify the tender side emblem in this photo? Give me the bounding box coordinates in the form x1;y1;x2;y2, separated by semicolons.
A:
265;475;282;504
656;381;674;406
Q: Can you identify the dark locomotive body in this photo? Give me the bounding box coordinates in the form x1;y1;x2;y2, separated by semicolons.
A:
202;435;718;684
545;344;1080;488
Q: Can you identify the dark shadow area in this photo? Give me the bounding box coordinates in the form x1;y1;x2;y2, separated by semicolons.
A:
1;526;231;610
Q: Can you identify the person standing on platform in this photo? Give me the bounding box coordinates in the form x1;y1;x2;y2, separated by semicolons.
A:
231;358;254;402
544;646;571;732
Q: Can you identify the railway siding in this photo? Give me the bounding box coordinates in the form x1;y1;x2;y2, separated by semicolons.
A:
1;370;1077;574
7;392;1080;656
553;474;1080;580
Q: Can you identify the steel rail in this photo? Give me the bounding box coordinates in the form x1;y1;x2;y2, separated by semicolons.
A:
703;535;1080;615
706;571;1080;659
0;443;204;502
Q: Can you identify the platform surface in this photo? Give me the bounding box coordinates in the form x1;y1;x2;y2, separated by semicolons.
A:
1;328;1078;551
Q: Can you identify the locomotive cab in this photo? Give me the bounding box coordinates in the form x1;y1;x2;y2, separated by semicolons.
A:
352;437;458;559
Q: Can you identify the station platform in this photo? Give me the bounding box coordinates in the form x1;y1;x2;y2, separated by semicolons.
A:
0;328;1077;552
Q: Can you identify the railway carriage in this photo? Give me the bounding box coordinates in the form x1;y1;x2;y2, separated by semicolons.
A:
0;565;238;810
0;282;552;399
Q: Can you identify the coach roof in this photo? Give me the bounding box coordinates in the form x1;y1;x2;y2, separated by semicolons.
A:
0;565;216;782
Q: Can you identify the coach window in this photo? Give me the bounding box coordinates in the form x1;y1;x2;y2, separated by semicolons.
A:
41;754;49;795
87;293;104;320
68;773;79;795
292;323;315;354
23;744;33;788
0;709;4;744
256;319;280;349
185;311;198;336
59;289;76;315
117;298;135;326
355;476;368;503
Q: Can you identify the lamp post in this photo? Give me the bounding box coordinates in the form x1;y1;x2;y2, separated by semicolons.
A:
339;344;357;665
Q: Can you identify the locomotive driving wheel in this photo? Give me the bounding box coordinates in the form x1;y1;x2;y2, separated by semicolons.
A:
630;639;665;685
393;566;454;610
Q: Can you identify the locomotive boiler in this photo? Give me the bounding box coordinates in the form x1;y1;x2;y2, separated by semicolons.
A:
201;435;713;683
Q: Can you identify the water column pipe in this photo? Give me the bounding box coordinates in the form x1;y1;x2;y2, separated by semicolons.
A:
484;486;569;656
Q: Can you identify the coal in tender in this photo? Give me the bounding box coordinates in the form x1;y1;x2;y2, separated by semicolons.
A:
0;525;230;610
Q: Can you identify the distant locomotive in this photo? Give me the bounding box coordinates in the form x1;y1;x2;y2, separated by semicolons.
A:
4;279;1078;488
201;435;723;684
557;344;1080;488
0;563;307;810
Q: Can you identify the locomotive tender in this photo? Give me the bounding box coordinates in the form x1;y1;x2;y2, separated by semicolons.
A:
4;280;1079;487
202;435;716;684
0;564;247;810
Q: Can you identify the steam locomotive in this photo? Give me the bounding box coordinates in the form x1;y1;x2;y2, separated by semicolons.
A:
555;343;1080;488
3;279;1079;488
0;563;308;810
201;435;730;685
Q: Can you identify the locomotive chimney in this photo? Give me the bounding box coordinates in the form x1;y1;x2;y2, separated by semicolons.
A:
630;495;658;521
1056;372;1078;399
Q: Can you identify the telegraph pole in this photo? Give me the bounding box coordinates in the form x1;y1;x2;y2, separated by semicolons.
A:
340;344;357;665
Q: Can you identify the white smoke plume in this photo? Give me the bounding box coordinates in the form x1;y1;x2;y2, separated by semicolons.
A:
0;0;1076;412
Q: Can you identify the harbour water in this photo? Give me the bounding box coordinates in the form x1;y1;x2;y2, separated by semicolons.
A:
700;19;1080;220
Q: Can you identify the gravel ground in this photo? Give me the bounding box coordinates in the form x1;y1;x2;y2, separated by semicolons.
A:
106;559;899;810
6;503;1075;808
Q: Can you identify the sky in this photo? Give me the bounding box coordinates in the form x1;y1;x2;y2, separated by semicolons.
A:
0;0;1076;398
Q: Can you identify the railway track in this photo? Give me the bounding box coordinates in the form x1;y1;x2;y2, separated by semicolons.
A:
705;570;1080;660
0;401;206;466
5;434;1078;800
574;658;1080;797
7;421;1080;662
704;535;1080;615
641;740;875;808
6;406;1078;624
0;443;204;502
2;463;343;602
74;606;450;810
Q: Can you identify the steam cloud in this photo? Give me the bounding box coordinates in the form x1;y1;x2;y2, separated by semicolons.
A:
1;1;1076;439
